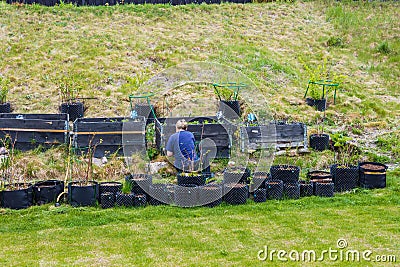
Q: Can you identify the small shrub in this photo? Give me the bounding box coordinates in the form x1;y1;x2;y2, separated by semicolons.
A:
327;36;344;47
377;41;391;55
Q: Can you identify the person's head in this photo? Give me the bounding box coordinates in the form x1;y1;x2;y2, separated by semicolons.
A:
176;119;187;132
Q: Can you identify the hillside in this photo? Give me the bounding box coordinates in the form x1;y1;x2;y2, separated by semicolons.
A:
0;0;399;167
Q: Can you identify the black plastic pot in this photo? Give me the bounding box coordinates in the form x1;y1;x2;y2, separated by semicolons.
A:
116;192;134;207
60;102;84;122
134;103;155;119
100;192;115;209
253;188;267;203
33;180;64;205
68;181;99;207
315;181;334;197
177;173;206;186
0;183;33;209
249;172;269;192
305;98;327;111
299;181;313;197
148;184;175;205
0;102;11;113
330;164;359;192
223;183;248;205
284;182;300;199
126;174;152;195
315;99;327;111
270;165;300;183
134;194;147;207
359;162;388;189
199;184;222;207
174;184;198;207
99;182;122;202
219;100;241;119
223;167;251;184
310;134;330;151
265;179;283;200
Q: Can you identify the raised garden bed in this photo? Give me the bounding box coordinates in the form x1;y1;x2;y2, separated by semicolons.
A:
0;113;69;151
240;121;307;152
73;116;146;158
155;116;234;159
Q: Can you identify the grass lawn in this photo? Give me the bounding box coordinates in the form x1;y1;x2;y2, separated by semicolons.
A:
0;173;399;266
0;0;400;265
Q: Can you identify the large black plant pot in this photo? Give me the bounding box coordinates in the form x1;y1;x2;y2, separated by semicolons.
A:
270;165;300;183
60;102;84;122
33;180;64;205
134;194;147;207
359;162;388;189
223;167;251;184
0;183;33;209
116;192;134;207
100;192;115;209
309;134;330;151
306;98;326;111
223;183;248;205
68;181;99;207
249;172;269;192
99;182;122;202
148;184;175;206
283;182;300;199
330;164;359;192
219;100;241;119
177;173;206;186
175;184;198;207
315;181;334;197
0;102;11;113
265;179;283;200
199;184;223;207
253;188;267;203
299;181;313;197
126;174;152;195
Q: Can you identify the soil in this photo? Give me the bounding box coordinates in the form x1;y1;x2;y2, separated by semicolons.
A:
100;182;120;186
309;172;331;178
311;178;332;183
225;183;246;188
361;164;386;171
4;183;31;191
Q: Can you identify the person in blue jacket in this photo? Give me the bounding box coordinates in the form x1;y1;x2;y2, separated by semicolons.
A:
166;119;198;172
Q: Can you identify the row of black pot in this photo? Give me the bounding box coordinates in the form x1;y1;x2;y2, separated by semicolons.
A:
0;162;387;210
224;162;387;195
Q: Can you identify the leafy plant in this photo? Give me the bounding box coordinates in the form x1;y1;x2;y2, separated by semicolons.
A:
0;76;10;104
331;132;358;165
121;180;132;194
70;136;102;186
327;36;344;47
55;73;84;103
377;41;391;55
300;56;345;100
